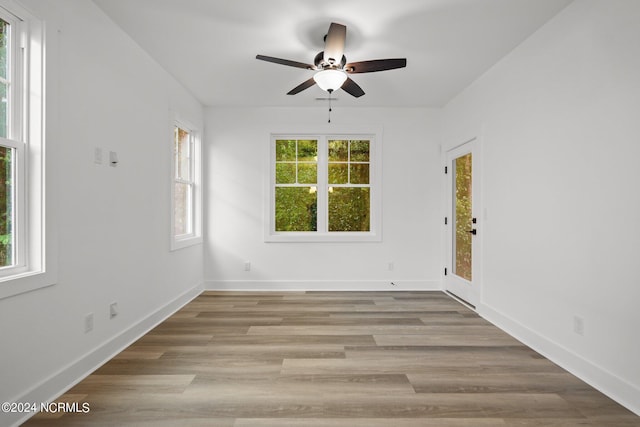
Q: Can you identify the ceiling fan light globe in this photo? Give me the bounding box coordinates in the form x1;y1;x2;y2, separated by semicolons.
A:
313;69;347;92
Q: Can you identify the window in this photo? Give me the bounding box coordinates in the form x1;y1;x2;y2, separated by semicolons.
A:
0;12;21;269
267;133;381;242
0;1;48;298
171;121;202;250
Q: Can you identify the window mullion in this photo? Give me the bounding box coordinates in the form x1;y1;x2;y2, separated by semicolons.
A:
316;137;328;233
347;140;351;184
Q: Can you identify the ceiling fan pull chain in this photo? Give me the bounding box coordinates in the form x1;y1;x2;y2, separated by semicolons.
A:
328;89;333;123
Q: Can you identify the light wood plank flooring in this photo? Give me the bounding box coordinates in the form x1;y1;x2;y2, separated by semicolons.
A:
25;291;640;426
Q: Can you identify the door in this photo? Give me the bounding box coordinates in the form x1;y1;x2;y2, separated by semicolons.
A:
445;139;480;308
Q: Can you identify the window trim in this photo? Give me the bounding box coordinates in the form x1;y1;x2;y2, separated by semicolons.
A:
170;117;202;251
0;0;52;299
265;126;382;243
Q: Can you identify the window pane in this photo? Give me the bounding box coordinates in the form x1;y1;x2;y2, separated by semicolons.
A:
0;146;14;266
275;187;317;231
275;163;296;184
275;140;296;161
175;127;191;181
174;182;192;236
350;164;369;184
297;140;317;161
328;187;370;232
328;163;348;184
297;163;317;184
0;19;7;139
328;140;348;161
350;140;370;162
0;19;8;81
454;153;472;281
0;82;7;139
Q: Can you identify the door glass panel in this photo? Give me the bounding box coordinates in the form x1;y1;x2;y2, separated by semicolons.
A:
454;153;472;281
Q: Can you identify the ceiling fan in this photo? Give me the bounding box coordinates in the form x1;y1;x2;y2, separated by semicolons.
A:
256;22;407;98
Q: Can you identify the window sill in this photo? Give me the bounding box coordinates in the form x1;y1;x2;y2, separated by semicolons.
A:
0;269;56;300
265;232;381;243
171;235;203;251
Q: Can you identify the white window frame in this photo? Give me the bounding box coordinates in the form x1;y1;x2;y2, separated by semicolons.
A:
170;118;202;251
0;0;50;299
265;127;382;243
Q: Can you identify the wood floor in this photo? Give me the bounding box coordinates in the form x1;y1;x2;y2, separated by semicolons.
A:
25;291;639;426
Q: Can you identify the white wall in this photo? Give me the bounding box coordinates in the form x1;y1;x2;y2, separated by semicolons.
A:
443;0;640;414
0;1;204;425
204;106;442;290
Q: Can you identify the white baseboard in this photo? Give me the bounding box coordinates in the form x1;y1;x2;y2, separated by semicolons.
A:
6;283;204;427
479;303;640;417
204;279;441;292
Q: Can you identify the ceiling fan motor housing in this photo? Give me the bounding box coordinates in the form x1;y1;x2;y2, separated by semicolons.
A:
314;51;347;70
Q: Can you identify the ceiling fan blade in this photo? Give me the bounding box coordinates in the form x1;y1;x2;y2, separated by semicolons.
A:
345;58;407;74
323;23;346;65
256;55;315;70
341;77;365;98
287;78;317;95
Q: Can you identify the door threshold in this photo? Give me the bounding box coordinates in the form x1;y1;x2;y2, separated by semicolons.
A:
445;291;476;310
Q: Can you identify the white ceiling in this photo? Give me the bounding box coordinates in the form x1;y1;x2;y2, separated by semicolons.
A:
92;0;572;108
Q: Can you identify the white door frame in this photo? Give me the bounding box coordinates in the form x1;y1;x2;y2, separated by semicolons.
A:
444;137;481;308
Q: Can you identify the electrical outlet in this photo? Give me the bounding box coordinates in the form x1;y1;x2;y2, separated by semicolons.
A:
388;261;395;271
84;313;94;333
110;302;118;319
573;315;584;336
244;261;251;271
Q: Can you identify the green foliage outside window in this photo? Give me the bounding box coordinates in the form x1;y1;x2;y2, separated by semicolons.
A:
0;146;12;266
327;140;370;231
350;164;369;184
275;140;318;231
275;138;371;233
455;154;472;280
275;187;317;231
328;187;370;232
